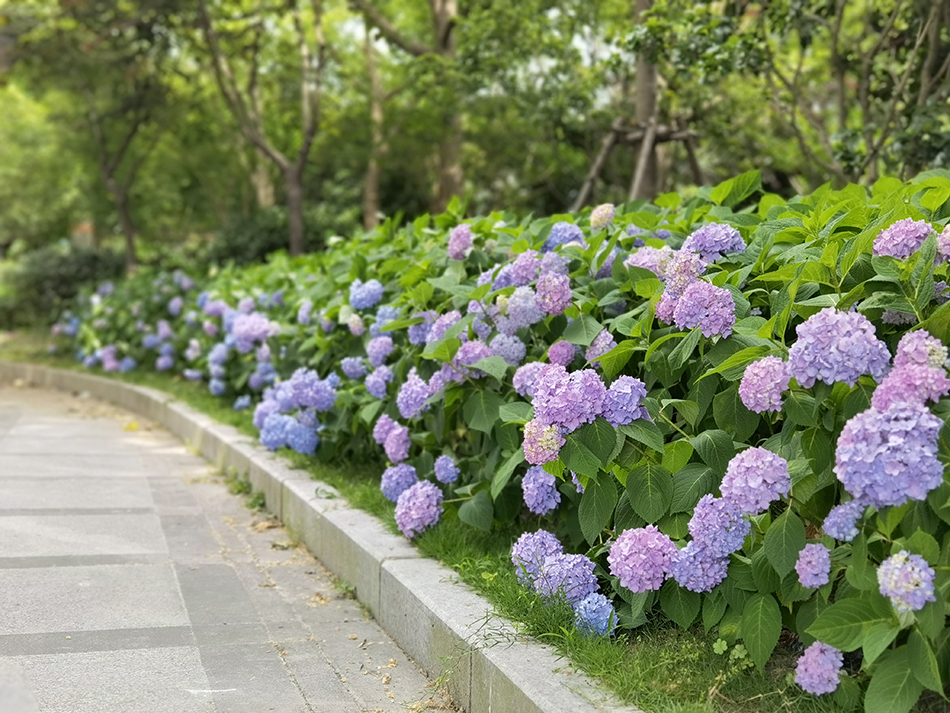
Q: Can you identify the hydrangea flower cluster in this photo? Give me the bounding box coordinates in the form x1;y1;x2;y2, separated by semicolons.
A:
511;529;563;584
434;455;459;484
532;364;606;432
366;336;394;367
795;544;831;588
381;463;418;502
543;222;583;252
365;365;394;398
533;553;598;604
490;333;526;366
513;361;546;398
893;329;948;370
603;376;648;427
739;356;790;413
672;281;736;337
341;357;367;379
669;541;730;592
349;279;384;310
395;481;443;538
383;422;410;463
511;250;541;286
573;593;617;636
877;551;936;613
720;447;790;515
608;526;677;593
590;203;615;230
823;501;864;541
938;225;950;263
687;495;750;558
681;223;745;262
535;272;572;315
873;218;932;259
787;308;890;387
522;419;565;465
585;329;616;366
521;466;561;515
447;224;473;260
624;245;673;277
397;368;430;419
870;360;950;410
547;340;576;367
795;642;843;696
834;402;942;507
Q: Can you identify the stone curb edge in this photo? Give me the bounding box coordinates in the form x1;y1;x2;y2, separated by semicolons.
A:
0;363;643;713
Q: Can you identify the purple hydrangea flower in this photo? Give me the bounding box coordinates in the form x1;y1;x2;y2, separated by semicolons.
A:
682;223;745;262
209;379;227;396
534;553;598;603
669;542;729;593
288;368;336;411
380;463;418;502
787;308;890;388
237;297;255;314
383;423;410;463
739;357;790;413
547;340;576;367
873;218;932;259
796;543;831;588
370;305;401;338
348;314;366;336
536;273;572;315
603;376;648;427
448;224;473;260
664;250;707;298
350;279;384;310
585;329;617;367
823;501;864;542
395;481;443;538
366;336;394;368
155;355;174;371
183;368;202;381
532;365;606;433
608;525;676;593
260;413;294;450
522;466;561;515
688;495;750;557
434;455;459;484
795;642;843;696
571;472;585;493
253;399;281;430
373;414;398;446
893;330;948;370
202;320;219;337
938;225;950;263
491;333;526;366
454;340;493;378
513;362;546;398
297;299;312;324
522;419;565;465
573;592;617;636
286;420;319;455
506;287;545;331
543;222;584;252
624;246;674;277
870;363;950;411
511;530;564;584
397;368;430;419
834;403;943;507
233;395;252;411
878;550;936;613
539;252;569;276
511;250;541;286
341;357;367;379
673;281;736;338
168;296;183;317
426;310;462;344
721;447;790;515
408;311;436;345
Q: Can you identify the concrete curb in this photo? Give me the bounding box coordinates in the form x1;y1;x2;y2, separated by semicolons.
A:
0;362;641;713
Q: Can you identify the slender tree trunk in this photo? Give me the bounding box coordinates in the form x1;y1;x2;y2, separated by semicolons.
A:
632;0;658;201
251;155;275;208
286;167;305;256
363;24;383;231
113;188;137;273
432;0;462;212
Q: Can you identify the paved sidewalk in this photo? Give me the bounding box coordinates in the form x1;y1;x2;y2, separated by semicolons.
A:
0;383;451;713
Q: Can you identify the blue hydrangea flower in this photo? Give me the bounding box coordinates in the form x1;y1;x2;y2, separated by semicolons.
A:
823;501;864;542
573;592;617;636
521;466;561;515
232;313;278;354
155;355;174;371
608;525;677;593
669;542;729;593
688;495;750;557
532;365;606;433
397;368;430;419
372;414;398;446
370;305;402;338
365;366;393;399
873;218;932;259
511;530;563;585
513;362;545;398
682;223;745;262
233;395;252;411
183;368;201;381
543;222;584;252
534;553;598;604
260;413;294;450
350;279;384;310
366;336;393;368
796;543;831;588
209;379;226;397
721;447;790;515
167;296;183;317
505;287;545;332
297;299;312;325
381;463;418;502
795;642;843;696
787;308;890;388
408;311;436;345
434;455;459;484
286;419;319;455
603;376;648;427
447;224;473;260
142;334;162;350
383;423;410;463
878;551;936;613
585;329;617;366
490;333;526;366
395;481;443;538
341;357;367;380
288;368;337;412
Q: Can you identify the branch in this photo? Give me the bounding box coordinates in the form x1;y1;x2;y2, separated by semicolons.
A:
350;0;430;57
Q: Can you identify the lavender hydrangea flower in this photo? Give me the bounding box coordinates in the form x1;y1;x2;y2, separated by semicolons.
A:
513;362;546;398
434;455;459;484
539;252;569;276
522;466;561;515
834;403;943;507
590;203;615;230
233;395;252;411
522;419;565;465
682;223;745;262
721;447;790;515
796;543;831;588
878;550;936;613
288;368;336;411
237;297;255;314
571;472;585;493
511;250;541;286
447;224;473;260
183;368;202;381
380;463;418;502
938;225;950;263
260;413;294;450
795;642;843;695
585;329;617;366
511;530;563;584
787;308;890;387
370;305;401;338
547;340;576;367
506;287;545;331
534;553;598;604
536;273;572;315
365;366;393;398
408;311;436;345
297;299;312;324
253;399;281;430
573;593;617;636
366;336;394;368
543;222;584;252
603;376;648;427
395;481;443;538
688;495;750;557
893;329;948;370
491;333;526;366
350;279;384;310
155;355;174;371
823;501;864;541
341;357;367;379
624;246;674;277
608;525;676;593
168;296;183;317
664;250;707;297
739;357;790;413
383;423;410;463
454;340;493;377
873;218;932;259
669;542;730;593
373;414;398;446
286;420;319;455
532;365;606;432
426;310;461;344
397;368;430;419
673;281;736;338
870;362;950;411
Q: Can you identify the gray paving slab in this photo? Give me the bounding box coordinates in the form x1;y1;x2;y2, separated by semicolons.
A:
0;478;154;511
0;513;167;557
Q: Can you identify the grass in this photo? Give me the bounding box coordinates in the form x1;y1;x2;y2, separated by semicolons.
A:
0;330;932;713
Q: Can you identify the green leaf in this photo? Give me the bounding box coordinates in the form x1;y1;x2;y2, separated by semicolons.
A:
619;420;665;452
662;440;694;473
626;463;673;522
739;594;782;671
763;510;806;578
423;337;461;363
572;418;619;468
710;170;762;208
668;328;701;370
560;437;602;478
750;547;781;593
499;402;534;424
908;629;943;693
690;430;736;476
598;339;640;380
713;386;760;441
703;589;727;631
659;579;700;628
784;391;818;427
865;648;924;713
863;622;900;665
846;534;877;591
463;390;505;434
903;529;940;565
578;477;619;545
491;450;524;499
563;314;605;347
670;464;714;513
806;595;898;652
700;345;772;382
458;491;494;532
471;356;509;382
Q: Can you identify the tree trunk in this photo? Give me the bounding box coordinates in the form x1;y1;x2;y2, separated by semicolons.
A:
632;0;658;201
432;0;462;213
363;24;383;231
286;167;305;257
114;189;137;274
250;154;275;209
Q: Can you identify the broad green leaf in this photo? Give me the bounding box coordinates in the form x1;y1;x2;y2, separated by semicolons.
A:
784;391;818;427
560;437;602;478
572;418;619;467
463;390;505;434
598;339;640;380
763;510;806;577
578;477;619;544
662;440;694;473
490;450;524;499
668;328;701;370
865;648;924;713
713;386;760;441
739;594;782;670
670;463;714;514
458;491;494;532
563;314;604;347
846;534;877;591
619;420;665;452
806;595;898;652
499;402;534;424
902;529;940;565
471;356;509;382
700;345;772;381
690;430;736;476
626;463;673;522
702;589;727;632
659;579;700;628
909;629;943;693
710;170;762;208
863;622;900;665
423;337;461;363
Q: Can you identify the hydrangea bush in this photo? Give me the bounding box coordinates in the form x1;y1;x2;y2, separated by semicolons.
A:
53;173;950;712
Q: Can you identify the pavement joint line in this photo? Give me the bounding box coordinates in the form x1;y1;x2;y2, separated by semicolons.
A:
0;362;643;713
